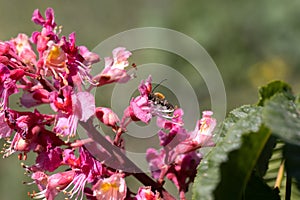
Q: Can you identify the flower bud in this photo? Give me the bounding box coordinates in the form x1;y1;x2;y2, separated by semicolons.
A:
95;107;120;128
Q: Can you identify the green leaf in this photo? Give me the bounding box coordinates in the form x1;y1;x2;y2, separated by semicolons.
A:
192;105;272;200
262;93;300;145
255;136;277;178
244;172;280;200
262;142;300;199
263;141;284;188
258;80;293;106
283;144;300;190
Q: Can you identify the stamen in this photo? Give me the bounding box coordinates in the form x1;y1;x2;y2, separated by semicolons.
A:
62;173;87;200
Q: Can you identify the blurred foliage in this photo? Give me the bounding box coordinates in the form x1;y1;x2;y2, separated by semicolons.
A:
1;0;300;199
193;81;300;199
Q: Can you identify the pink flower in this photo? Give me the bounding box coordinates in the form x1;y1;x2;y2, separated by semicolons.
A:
50;86;73;113
146;111;216;197
0;111;12;138
129;95;152;123
138;75;152;96
147;149;201;199
0;64;18;109
157;108;184;130
2;109;60;157
50;86;95;137
32;8;56;29
157;128;187;149
54;114;78;138
6;109;51;139
44;41;68;81
120;76;153;127
166;151;201;197
0;41;24;69
30;170;75;200
197;111;217;137
156;108;186;147
61;148;103;199
110;47;132;69
61;32;99;84
31;8;59;55
121;76;178;128
92;173;127;200
35;147;63;172
93;47;133;86
31;8;100;86
5;129;34;157
20;88;50;108
0;6;220;200
173;111;216;155
10;33;37;66
135;186;161;200
146;148;168;181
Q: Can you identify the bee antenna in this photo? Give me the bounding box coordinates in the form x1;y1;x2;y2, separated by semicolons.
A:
152;79;167;92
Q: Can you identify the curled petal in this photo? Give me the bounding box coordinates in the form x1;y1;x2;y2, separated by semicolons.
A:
32;9;45;25
32;8;56;28
45;7;56;27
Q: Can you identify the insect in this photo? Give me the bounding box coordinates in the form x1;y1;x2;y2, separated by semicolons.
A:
148;92;175;110
132;63;137;69
148;80;175;115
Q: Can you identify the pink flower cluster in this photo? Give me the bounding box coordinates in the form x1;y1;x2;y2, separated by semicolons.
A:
0;8;217;200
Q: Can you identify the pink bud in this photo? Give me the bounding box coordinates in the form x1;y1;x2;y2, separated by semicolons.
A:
95;107;120;128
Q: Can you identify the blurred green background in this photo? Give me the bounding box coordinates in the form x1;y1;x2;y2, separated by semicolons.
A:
1;0;300;199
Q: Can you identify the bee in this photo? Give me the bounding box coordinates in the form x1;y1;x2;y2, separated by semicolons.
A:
132;63;137;69
148;80;175;115
148;92;175;111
